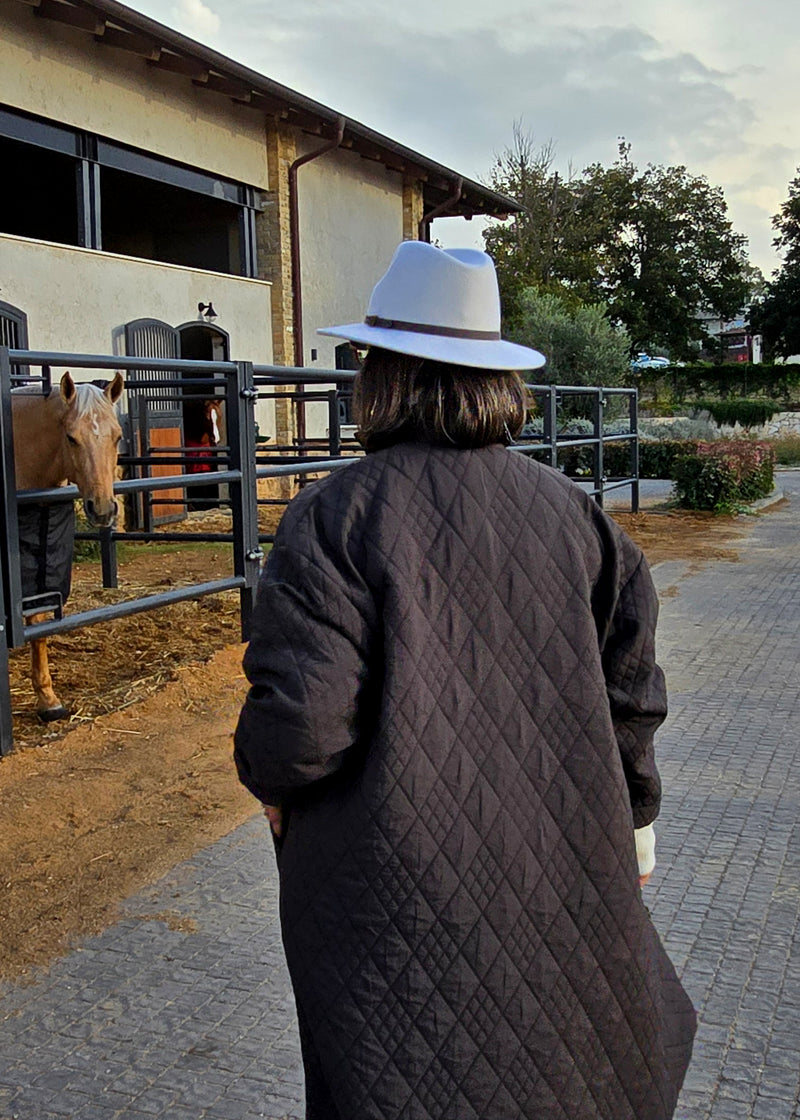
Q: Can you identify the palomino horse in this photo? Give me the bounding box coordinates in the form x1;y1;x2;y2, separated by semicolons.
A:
11;371;124;720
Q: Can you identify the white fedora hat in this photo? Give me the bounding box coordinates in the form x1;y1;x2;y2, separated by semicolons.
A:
318;241;546;371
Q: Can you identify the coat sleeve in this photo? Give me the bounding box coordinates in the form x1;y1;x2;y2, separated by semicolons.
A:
600;546;667;829
234;496;377;806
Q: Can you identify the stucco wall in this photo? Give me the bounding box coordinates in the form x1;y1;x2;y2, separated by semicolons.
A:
297;144;403;368
1;233;275;436
296;145;404;436
0;3;268;190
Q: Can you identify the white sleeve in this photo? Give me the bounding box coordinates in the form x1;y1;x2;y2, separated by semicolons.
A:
634;823;656;877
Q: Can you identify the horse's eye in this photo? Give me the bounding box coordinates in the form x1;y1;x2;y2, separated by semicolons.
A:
66;434;78;446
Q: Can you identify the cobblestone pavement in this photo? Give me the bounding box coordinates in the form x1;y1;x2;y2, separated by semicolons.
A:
1;474;798;1120
650;472;800;1120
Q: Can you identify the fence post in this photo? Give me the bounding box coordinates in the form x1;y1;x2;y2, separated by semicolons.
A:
0;348;24;650
543;387;558;470
327;389;341;458
630;388;640;514
229;361;261;640
593;388;605;508
100;528;119;588
0;558;12;757
0;347;20;755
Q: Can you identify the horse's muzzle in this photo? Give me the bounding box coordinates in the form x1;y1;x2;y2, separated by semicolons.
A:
83;498;118;528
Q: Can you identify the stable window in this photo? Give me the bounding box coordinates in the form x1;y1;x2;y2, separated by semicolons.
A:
0;135;80;246
0;104;258;276
101;168;242;274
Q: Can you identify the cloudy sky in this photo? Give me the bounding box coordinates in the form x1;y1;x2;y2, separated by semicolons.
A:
134;0;797;276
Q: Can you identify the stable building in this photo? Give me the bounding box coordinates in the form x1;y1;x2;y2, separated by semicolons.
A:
0;0;518;459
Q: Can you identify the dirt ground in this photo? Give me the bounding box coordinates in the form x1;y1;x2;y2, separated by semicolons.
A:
0;505;753;982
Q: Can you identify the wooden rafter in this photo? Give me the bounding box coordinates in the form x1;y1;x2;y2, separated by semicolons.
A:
92;24;162;60
147;51;209;83
35;0;106;35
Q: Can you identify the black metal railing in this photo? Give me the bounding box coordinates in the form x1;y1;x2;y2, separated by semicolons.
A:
0;347;639;756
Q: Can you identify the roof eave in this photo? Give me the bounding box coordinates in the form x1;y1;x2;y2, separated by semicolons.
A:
18;0;521;218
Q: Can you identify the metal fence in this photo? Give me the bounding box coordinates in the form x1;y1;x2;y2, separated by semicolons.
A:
0;346;639;756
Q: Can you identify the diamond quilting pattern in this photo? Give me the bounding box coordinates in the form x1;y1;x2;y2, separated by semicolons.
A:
235;441;694;1119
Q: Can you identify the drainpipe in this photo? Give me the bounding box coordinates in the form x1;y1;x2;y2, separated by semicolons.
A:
288;116;346;448
418;177;464;242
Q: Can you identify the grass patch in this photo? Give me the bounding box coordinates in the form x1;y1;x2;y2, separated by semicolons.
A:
116;540;227;564
73;537;230;567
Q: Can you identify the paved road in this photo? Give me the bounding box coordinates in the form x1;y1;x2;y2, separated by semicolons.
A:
1;475;799;1120
576;476;675;509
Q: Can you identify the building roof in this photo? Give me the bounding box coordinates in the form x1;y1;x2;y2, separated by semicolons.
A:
15;0;521;222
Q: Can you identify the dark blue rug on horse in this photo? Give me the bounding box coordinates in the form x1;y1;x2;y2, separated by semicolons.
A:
18;503;74;604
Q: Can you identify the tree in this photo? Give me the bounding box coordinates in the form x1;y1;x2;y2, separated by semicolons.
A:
483;125;607;316
485;134;751;360
505;287;631;386
750;170;800;359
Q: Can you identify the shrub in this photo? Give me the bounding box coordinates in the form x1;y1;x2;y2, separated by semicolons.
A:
672;441;775;512
639;416;720;441
692;399;779;428
600;439;699;480
772;433;800;465
524;434;702;480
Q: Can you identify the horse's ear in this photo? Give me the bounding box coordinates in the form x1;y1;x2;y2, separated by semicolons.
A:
60;372;77;405
105;372;124;404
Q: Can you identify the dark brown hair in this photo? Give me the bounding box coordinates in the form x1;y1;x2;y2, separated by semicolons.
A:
352;347;527;452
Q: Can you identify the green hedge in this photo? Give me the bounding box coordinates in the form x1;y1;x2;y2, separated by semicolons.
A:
672;441;775;512
636;363;800;402
549;438;696;479
692;398;780;427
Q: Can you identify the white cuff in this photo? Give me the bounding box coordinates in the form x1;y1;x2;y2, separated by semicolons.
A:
634;824;656;877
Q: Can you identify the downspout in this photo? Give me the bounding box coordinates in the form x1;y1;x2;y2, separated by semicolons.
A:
418;177;464;242
289;115;346;366
288;115;346;447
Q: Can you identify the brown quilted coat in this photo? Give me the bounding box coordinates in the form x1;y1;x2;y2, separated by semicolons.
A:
235;441;696;1120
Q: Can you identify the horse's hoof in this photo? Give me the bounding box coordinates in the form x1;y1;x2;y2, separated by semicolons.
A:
37;706;70;723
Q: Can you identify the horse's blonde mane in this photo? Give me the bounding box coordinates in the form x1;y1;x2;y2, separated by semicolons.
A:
71;382;111;418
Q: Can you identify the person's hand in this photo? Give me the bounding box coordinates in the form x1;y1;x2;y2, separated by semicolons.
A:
263;803;283;838
639;872;652;889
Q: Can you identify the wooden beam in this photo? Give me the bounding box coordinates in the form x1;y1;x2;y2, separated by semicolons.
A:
147;51;209;82
93;24;162;61
35;0;106;35
283;105;327;134
243;91;293;118
195;72;252;100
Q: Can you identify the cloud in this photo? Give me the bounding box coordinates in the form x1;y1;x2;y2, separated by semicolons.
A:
171;0;220;40
222;10;752;178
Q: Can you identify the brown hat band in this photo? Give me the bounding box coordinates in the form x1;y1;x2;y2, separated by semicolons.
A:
364;315;500;341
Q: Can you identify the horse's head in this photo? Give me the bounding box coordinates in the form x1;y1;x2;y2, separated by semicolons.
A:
60;372;124;528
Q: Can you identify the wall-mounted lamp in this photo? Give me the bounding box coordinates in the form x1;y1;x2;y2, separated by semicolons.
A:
198;301;218;322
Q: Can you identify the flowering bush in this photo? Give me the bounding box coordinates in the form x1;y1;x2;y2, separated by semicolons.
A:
672;441;775;512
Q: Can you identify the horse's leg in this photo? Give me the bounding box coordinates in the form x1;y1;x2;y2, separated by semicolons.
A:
28;614;69;721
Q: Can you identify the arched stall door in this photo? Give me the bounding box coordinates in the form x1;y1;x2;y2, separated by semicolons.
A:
123;319;229;527
124;318;183;528
0;301;30;382
176;323;229;513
